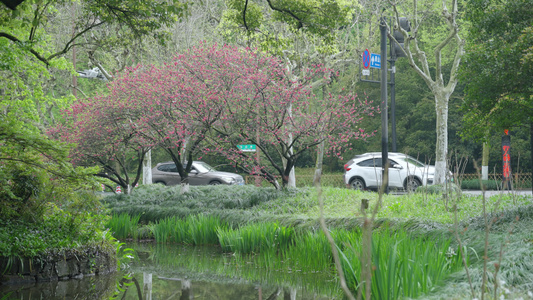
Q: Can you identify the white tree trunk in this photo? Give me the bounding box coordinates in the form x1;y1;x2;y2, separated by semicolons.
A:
180;136;191;194
313;140;325;186
143;149;152;185
286;104;296;188
288;166;296;188
434;92;449;184
180;182;190;194
282;155;296;188
482;142;489;180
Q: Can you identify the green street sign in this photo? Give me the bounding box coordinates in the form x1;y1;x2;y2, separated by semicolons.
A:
237;144;256;152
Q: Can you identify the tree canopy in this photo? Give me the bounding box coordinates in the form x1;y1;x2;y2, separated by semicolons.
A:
460;0;533;136
57;43;376;189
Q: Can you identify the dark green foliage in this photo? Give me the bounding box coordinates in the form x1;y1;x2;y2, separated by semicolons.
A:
0;204;113;258
462;204;533;232
461;0;533;140
461;179;502;190
103;184;304;224
0;168;46;222
0;119;102;223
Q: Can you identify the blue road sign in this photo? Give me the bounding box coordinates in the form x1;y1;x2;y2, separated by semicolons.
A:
370;53;381;69
362;49;370;69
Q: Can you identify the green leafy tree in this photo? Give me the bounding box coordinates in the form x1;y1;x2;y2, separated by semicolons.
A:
460;0;532;169
460;0;532;188
219;0;369;187
389;0;464;184
0;0;188;217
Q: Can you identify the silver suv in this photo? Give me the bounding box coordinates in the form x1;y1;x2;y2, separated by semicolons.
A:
343;152;435;192
152;161;245;186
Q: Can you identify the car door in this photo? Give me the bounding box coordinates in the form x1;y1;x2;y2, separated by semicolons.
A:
388;159;404;188
357;158;382;188
158;163;181;186
187;167;209;185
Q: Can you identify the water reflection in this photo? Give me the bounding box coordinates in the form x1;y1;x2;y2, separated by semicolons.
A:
117;242;341;299
0;242;342;299
0;273;120;299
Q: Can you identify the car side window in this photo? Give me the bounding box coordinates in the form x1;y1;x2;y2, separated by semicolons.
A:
358;158;381;167
389;159;399;167
158;164;178;173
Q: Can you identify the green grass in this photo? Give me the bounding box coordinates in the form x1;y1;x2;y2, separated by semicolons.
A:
217;222;295;254
105;213;141;240
102;184;533;299
146;214;227;245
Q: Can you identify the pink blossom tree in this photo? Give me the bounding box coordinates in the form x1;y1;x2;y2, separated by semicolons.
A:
185;45;377;189
103;46;234;192
53;43;376;191
50;94;150;194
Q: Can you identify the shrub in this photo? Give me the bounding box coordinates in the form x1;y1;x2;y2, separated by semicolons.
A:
0;203;113;258
102;185;304;224
461;179;502;190
106;213;141;240
416;183;462;196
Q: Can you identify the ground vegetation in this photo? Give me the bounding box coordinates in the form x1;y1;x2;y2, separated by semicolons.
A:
103;184;533;299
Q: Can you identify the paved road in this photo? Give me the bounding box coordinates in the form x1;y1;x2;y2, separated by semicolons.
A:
462;189;533;197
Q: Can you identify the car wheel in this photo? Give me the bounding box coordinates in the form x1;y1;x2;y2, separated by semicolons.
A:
209;180;222;185
154;181;166;186
405;177;421;192
350;178;365;191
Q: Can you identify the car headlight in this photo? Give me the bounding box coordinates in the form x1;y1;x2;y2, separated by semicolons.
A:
220;176;236;184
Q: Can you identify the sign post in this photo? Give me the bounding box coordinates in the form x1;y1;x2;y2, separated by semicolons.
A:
380;17;389;194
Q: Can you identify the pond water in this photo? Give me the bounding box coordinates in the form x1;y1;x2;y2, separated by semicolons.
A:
1;242;343;299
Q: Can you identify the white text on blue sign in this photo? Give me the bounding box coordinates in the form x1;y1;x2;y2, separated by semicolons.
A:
370;53;381;69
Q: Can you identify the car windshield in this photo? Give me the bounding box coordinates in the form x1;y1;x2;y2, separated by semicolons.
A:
397;156;426;167
194;161;216;173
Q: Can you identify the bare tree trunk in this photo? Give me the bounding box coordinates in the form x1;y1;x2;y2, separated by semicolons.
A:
143;149;152;185
285;104;296;188
180;136;191;194
314;140;325;186
434;92;449;184
482;141;490;180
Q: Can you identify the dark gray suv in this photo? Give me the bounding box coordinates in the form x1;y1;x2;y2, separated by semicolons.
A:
152;161;245;186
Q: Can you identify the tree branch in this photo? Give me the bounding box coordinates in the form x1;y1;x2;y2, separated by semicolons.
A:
47;21;106;61
265;0;303;29
388;5;434;87
242;0;250;31
0;32;50;65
